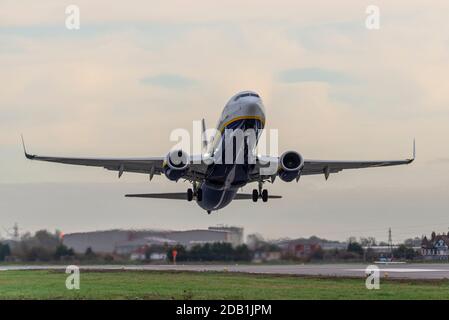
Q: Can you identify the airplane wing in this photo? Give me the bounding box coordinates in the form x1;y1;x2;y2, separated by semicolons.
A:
300;157;414;177
21;136;206;181
255;140;415;181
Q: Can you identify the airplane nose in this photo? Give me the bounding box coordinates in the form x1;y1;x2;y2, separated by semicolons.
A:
245;102;260;115
243;101;265;118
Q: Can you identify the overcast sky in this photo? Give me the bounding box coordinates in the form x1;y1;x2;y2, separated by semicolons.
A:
1;1;449;242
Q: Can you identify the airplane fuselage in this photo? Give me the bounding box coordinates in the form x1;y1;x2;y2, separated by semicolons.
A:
197;91;266;211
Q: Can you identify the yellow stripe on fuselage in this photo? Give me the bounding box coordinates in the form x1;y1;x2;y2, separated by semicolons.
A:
206;115;265;154
218;115;265;133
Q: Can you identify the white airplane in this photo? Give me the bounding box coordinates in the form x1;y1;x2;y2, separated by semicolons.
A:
22;90;415;214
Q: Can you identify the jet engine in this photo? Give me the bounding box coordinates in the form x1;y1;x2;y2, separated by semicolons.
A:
164;149;189;181
278;151;304;182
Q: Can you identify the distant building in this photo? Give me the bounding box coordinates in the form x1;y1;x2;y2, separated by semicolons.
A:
321;242;348;251
63;229;168;254
290;243;321;258
421;232;449;260
63;226;244;255
115;236;177;255
253;251;282;263
170;229;241;248
208;225;244;247
276;239;322;258
362;246;398;254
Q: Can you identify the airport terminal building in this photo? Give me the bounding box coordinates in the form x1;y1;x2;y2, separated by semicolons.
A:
62;226;244;255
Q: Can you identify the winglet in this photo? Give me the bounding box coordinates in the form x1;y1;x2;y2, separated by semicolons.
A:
21;134;34;159
409;138;416;163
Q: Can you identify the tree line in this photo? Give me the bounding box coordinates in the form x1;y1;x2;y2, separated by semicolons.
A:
0;230;422;263
165;243;252;262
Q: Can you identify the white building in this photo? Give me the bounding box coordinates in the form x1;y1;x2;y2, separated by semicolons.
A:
421;232;449;260
208;225;244;247
63;226;244;255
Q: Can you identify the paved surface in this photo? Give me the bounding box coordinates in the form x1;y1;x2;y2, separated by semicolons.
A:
2;263;449;279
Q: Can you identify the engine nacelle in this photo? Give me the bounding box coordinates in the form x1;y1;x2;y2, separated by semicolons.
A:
164;149;189;181
278;151;304;182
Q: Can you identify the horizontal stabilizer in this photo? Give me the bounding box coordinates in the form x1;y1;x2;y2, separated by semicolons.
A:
125;193;282;200
125;193;187;200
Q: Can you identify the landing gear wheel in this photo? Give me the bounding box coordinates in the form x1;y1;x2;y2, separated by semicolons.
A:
187;188;193;202
196;188;203;202
262;189;268;202
252;189;259;202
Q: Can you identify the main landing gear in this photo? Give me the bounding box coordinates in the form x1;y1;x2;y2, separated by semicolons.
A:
187;182;202;202
252;181;269;202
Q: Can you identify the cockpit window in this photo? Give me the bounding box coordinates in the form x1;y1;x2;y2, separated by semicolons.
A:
234;93;260;101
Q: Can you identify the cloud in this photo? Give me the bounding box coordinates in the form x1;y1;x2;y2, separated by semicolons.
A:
427;158;449;164
140;74;197;88
278;67;353;84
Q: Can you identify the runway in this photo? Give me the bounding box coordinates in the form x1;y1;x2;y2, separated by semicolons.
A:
2;263;449;279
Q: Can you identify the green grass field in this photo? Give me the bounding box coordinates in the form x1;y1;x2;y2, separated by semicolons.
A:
1;270;449;299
